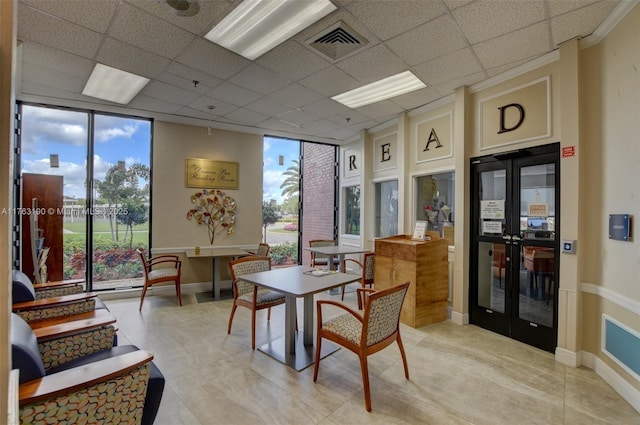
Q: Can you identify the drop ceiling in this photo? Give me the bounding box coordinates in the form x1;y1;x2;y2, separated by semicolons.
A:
16;0;627;145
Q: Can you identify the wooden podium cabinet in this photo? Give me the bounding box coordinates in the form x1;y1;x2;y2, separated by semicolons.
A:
374;235;448;328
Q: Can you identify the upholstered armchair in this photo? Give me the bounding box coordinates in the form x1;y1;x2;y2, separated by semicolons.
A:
256;242;270;257
12;269;108;324
313;282;410;411
13;269;84;299
12;313;165;425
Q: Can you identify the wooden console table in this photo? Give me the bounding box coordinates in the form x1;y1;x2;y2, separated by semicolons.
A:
374;235;448;328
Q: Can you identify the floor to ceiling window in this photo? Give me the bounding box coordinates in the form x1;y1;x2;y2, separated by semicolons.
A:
17;104;152;291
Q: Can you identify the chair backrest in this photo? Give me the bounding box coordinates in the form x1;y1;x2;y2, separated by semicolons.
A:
362;253;375;284
12;270;36;303
309;240;336;261
228;256;271;297
362;282;409;347
10;313;46;384
256;243;270;257
136;249;151;279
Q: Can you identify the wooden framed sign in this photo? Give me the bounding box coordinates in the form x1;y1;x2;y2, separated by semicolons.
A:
185;158;238;190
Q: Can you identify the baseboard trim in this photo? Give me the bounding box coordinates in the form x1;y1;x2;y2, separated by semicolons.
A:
450;310;469;325
582;351;640;414
555;347;580;367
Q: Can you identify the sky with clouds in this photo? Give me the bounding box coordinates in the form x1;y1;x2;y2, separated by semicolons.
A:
20;105;299;204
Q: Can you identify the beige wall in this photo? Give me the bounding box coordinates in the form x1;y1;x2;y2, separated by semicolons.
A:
579;5;640;393
1;0;16;420
151;121;263;283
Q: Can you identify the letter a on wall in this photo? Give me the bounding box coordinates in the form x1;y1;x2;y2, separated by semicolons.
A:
414;112;452;163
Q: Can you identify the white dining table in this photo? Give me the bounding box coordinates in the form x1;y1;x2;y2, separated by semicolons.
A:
185;247;251;299
239;265;360;371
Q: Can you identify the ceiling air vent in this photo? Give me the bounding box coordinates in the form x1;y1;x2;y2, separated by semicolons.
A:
307;21;368;61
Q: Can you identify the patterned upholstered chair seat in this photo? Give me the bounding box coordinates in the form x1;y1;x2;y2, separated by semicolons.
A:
227;256;288;349
313;282;410;412
342;252;375;306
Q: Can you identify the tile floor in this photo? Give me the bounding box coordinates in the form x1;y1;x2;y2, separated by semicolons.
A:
104;285;639;425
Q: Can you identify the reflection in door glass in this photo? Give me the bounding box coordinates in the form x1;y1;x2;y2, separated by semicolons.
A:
477;241;506;314
520;163;555;241
518;245;554;327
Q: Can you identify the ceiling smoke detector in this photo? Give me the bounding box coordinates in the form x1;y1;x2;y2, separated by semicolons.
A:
159;0;200;17
307;21;368;61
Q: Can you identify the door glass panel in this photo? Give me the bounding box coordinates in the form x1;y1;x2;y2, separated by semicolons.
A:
479;170;506;236
520;163;555;241
518;245;555;327
477;241;506;313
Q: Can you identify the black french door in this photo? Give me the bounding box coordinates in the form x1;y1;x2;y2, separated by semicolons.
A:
470;143;560;352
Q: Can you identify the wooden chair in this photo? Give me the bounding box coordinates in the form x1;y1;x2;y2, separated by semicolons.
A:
342;252;375;308
227;256;286;349
256;242;270;257
313;282;410;411
11;312;164;425
309;239;340;269
136;249;182;311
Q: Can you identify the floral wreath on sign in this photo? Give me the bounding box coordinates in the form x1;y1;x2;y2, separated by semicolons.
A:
187;189;236;244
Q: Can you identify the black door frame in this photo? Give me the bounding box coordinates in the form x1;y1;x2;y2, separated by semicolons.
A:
469;143;560;352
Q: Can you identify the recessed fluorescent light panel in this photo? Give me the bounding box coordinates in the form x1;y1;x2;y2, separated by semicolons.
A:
82;63;150;104
205;0;337;60
332;71;427;108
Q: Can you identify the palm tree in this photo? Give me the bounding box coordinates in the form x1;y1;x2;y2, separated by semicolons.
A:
280;159;299;199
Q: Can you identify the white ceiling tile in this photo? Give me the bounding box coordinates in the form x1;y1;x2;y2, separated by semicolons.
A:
21;62;87;93
336;43;408;84
326;110;372;127
225;108;270;126
21;42;94;79
355;100;405;120
141;80;201;105
207;82;262;107
20;0;119;33
548;0;608;17
160;64;221;92
245;97;292;117
412;48;484;86
229;64;292;96
473;22;551;69
385;14;468;66
303;118;342;133
391;86;441;111
96;38;171;78
176;38;250;80
128;94;183;114
276;109;319;126
256;40;332;81
107;3;195;59
345;0;446;41
18;3;103;59
551;1;620;46
302;98;353;119
443;0;475;11
267;83;324;109
186;99;238;118
299;66;360;97
126;0;232;35
20;80;100;104
452;0;546;44
432;71;486;96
